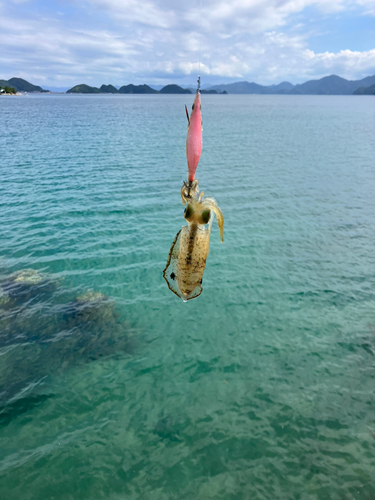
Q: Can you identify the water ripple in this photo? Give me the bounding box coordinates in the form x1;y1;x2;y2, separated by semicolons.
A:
0;95;375;499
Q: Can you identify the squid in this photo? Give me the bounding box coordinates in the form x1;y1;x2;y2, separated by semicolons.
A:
163;88;224;301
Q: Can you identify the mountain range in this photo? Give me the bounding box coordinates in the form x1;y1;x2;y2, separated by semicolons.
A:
2;75;375;95
66;83;226;94
66;75;375;95
207;75;375;95
66;83;192;94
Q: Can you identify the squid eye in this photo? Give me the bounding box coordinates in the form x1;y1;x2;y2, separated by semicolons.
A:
201;209;211;224
200;105;201;110
192;104;195;110
184;205;194;219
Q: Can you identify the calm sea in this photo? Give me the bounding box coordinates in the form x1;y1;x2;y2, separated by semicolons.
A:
0;94;375;499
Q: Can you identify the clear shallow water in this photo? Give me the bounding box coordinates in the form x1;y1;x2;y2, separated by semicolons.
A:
0;94;375;499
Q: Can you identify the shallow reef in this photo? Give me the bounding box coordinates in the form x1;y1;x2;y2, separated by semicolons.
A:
63;289;118;327
0;268;60;316
0;286;10;306
154;415;183;443
0;393;53;428
55;288;137;364
0;268;138;421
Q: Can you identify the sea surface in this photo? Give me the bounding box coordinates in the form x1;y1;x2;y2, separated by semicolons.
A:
0;94;375;499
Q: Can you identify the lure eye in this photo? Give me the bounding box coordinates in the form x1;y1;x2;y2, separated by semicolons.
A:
192;104;195;110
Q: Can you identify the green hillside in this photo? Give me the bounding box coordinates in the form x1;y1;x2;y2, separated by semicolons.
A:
353;83;375;95
0;86;17;94
67;84;101;93
160;84;191;94
7;77;49;92
118;84;158;94
100;84;119;93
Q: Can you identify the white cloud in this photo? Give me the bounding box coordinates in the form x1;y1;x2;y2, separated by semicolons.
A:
0;0;374;86
77;0;176;28
356;0;375;15
303;48;375;76
178;62;210;75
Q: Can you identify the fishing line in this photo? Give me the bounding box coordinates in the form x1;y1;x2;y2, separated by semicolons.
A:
198;0;202;75
197;0;202;91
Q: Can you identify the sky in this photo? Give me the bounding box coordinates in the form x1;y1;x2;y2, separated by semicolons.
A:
1;0;375;89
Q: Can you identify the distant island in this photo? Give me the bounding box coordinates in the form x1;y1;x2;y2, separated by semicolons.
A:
67;83;188;94
66;83;159;94
66;83;197;94
202;89;227;94
2;74;375;96
208;74;375;95
353;83;375;95
0;86;17;95
0;77;49;93
64;75;375;95
65;83;228;94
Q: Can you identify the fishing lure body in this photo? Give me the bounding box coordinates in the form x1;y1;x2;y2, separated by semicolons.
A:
185;92;202;182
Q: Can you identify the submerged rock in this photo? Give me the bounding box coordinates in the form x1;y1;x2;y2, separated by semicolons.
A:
0;268;60;346
0;268;59;307
0;284;138;407
12;269;44;285
76;290;107;303
64;289;118;326
0;287;10;306
154;415;183;442
0;393;53;428
59;289;136;361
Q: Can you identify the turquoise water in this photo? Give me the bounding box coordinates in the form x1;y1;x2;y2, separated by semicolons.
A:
1;94;375;499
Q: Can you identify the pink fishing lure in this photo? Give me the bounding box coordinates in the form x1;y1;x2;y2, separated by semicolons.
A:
185;92;202;182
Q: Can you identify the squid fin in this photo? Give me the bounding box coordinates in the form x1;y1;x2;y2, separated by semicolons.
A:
163;230;183;299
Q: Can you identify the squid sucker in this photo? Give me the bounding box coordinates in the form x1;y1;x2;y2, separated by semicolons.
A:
163;87;224;301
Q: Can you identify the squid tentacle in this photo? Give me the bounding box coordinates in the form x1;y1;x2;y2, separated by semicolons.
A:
201;196;224;243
